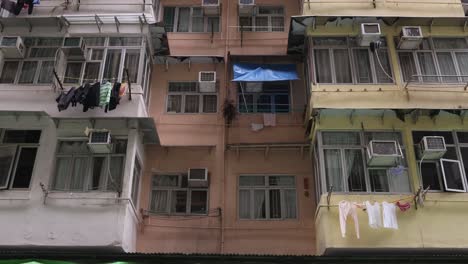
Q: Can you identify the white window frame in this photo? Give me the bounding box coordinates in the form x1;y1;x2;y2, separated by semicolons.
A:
311;37;394;85
238;175;297;220
150;174;209;215
166;81;218;114
164;6;221;33
239;6;285;32
440;158;466;192
397;37;468;84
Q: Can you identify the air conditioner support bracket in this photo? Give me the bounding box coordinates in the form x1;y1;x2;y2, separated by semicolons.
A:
429;19;434;33
95;15;103;33
114;16;120;33
461;110;467;124
464;19;468;32
349;109;356;125
25;18;32;32
381;110;386;125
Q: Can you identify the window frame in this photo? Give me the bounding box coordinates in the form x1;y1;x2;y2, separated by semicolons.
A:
52;138;127;192
237;81;291;114
149;173;209;215
317;130;410;194
311;36;395;85
239;6;285;32
164;6;221;33
0;129;41;190
397;37;468;84
238;175;297;220
166;81;218;114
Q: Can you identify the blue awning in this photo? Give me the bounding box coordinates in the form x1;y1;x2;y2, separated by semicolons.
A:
232;63;299;82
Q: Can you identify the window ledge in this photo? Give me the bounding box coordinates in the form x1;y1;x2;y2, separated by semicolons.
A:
0;84;53;91
47;191;120;200
0;190;30;200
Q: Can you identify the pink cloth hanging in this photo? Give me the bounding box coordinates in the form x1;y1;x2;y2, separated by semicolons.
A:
263;113;276;127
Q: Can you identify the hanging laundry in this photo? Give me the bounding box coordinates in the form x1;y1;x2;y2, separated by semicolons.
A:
250;123;264;132
119;83;128;98
14;0;34;15
396;201;411;212
83;82;101;112
339;200;360;239
263;113;276;127
382;202;399;230
99;82;112;111
365;201;382;229
108;82;121;112
56;87;77;112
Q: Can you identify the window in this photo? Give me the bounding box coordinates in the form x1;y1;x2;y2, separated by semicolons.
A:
0;130;41;190
239;6;284;32
317;131;411;193
131;158;142;206
164;7;220;33
53;139;126;192
166;82;217;113
238;81;290;113
397;38;468;83
0;38;60;85
238;175;296;220
150;174;208;215
63;37;146;86
413;131;468;192
312;37;393;84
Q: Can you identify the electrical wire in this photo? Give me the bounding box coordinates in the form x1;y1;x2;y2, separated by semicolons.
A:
375;49;395;83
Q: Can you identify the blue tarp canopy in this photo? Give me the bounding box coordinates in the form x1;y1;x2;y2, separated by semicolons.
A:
232;63;299;82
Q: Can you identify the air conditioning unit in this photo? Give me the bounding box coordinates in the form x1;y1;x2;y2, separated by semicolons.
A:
199;71;216;93
367;140;403;167
397;26;423;50
88;131;113;154
188;168;209;187
239;0;255;16
202;0;220;15
0;37;25;59
358;23;381;47
419;136;446;159
62;37;87;60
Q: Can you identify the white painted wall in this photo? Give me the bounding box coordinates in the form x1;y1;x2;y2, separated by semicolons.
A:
0;115;142;252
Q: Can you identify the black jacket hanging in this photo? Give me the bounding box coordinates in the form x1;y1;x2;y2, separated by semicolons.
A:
57;87;77;112
108;82;121;112
14;0;34;15
83;82;101;112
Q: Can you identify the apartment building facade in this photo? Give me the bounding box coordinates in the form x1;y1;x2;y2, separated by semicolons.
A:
0;0;160;252
291;0;468;256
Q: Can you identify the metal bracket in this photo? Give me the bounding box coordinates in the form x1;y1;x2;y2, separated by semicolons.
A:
464;19;468;32
429;19;435;33
381;109;386;125
25;18;33;32
114;16;120;33
139;16;144;33
372;0;376;8
95;15;103;33
461;110;467;124
349;109;356;125
0;21;4;33
90;118;96;129
411;109;420;124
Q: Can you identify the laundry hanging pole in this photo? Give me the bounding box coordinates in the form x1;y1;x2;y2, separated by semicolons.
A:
53;69;64;91
124;68;132;101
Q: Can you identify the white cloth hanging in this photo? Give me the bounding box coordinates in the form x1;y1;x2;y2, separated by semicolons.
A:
382;201;399;230
339;200;360;239
365;201;382;229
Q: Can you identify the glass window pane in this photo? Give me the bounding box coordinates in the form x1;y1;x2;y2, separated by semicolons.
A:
0;146;16;189
64;63;82;84
190;190;207;214
53;157;72;190
269;176;295;186
109;37;142;46
83;62;100;83
437;52;458;83
271;17;284;32
369;169;389;192
192;17;204;32
151;190;169;213
0;61;19;83
163;7;176;32
374;50;393;83
18;61;38;84
239;175;265;186
433;38;468;49
421;162;442;191
254;190;266;219
184;95;199;113
238;94;254;113
345;149;366;192
113;140;127;154
269;189;281;219
91;49;104;60
172;190;188;213
167;95;182;113
153;175;178;187
322;132;360;145
3;130;41;143
258;7;283;14
124;50;140;83
36;38;62;46
29;48;57;58
324;149;343;192
456;52;468;82
399;52;418;82
255;17;268;32
239;17;252;32
274;94;289;113
103;50;122;82
257;95;271;113
458;132;468;143
177;8;190;32
91;157;106;190
70;157;88;191
84;37;106;46
354;49;373;83
239;190;251;219
441;159;465;191
333;49;352;83
313;37;347;46
131;160;141;205
314;49;332;83
417;52;438;82
11;147;37;189
37;61;54;84
207;17;220;32
284;189;297;218
203;95;217;113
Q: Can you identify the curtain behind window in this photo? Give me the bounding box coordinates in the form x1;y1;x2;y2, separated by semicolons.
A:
456;52;468;82
124;50;140;83
54;157;72;190
152;190;168;213
417;52;438;82
398;52;417;82
0;61;19;83
345;149;366;192
333;49;352;83
103;50;122;81
38;61;54;84
284;189;297;218
437;52;458;83
177;8;190;32
163;7;176;32
254;190;266;219
324;149;343;192
314;50;332;83
354;49;373;83
18;61;38;83
239;190;251;218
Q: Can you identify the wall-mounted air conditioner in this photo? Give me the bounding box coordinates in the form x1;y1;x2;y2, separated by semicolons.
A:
62;37;87;60
202;0;220;15
199;71;216;93
358;23;381;47
188;168;209;187
88;131;113;154
239;0;255;16
397;26;423;50
367;140;403;167
419;136;446;159
0;37;25;59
